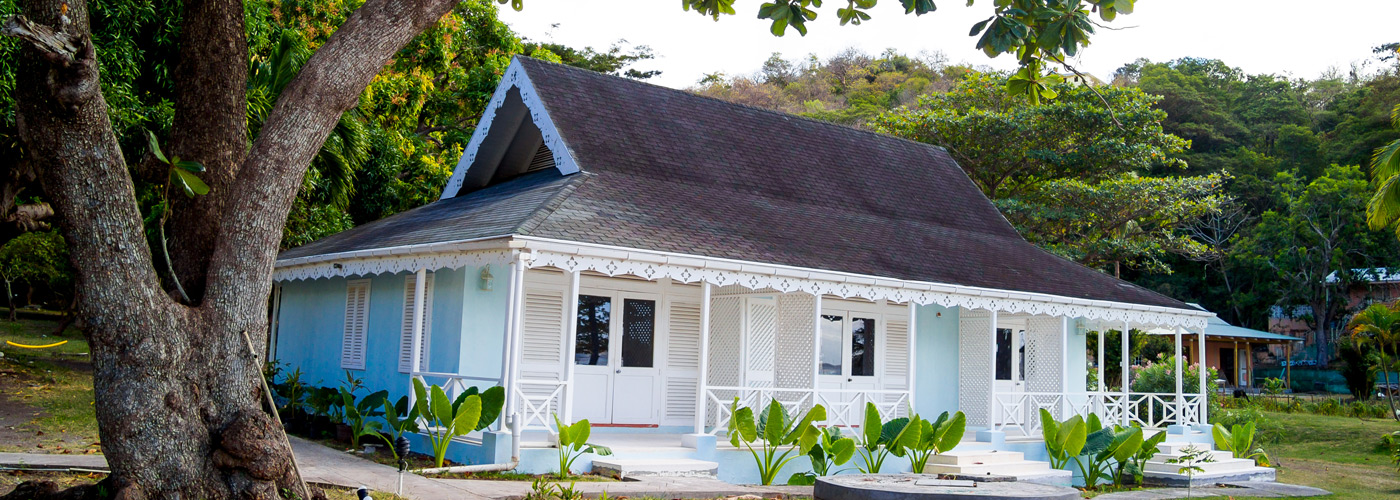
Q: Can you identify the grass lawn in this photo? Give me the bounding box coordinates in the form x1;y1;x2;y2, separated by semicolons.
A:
1249;410;1400;499
0;318;99;454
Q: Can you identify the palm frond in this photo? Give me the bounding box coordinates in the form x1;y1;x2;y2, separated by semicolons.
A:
1368;173;1400;231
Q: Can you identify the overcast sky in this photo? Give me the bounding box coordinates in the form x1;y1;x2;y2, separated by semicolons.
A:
499;1;1400;89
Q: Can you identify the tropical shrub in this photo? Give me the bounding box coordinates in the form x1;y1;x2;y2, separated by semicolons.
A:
852;403;919;474
1262;377;1287;396
903;411;967;473
552;415;613;479
1212;422;1270;466
1382;431;1400;471
786;426;855;485
728;399;827;485
412;378;506;468
1130;356;1219;422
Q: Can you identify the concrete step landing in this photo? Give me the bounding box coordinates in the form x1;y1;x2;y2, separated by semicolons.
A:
1145;441;1275;487
591;458;719;480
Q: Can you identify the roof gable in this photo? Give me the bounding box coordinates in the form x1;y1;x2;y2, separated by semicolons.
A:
440;59;580;199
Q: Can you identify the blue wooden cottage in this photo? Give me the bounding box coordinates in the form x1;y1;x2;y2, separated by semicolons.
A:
269;56;1223;483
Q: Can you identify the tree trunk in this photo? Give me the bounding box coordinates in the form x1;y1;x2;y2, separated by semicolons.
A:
4;0;470;496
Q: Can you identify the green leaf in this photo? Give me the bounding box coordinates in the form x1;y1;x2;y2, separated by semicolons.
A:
936;412;966;453
451;395;481;437
430;385;452;426
1112;428;1143;464
413;379;430;422
1212;423;1232;452
787;472;817;485
1061;416;1087;457
735;406;758;443
147;130;169;164
799;425;821;453
172;168;210;197
175;160;205;173
554;414;573;447
862;402;883;446
572;419;592;449
786;404;826;444
475;386;505;431
1039;408;1059;445
830;437;856;465
1082;427;1114;456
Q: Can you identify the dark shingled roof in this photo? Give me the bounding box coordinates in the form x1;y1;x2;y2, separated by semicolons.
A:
281;56;1190;310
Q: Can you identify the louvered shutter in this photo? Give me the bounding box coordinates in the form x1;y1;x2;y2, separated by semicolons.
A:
664;300;702;423
884;317;910;414
340;279;372;370
518;277;567;416
399;273;435;373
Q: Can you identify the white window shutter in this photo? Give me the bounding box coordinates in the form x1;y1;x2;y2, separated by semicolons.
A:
399;273;434;373
884;317;910;415
665;300;702;422
341;279;371;370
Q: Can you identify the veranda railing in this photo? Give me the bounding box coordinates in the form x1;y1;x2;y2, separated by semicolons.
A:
702;385;912;436
993;391;1204;436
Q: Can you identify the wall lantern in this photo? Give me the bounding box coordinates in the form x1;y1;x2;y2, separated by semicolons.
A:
479;264;495;291
1074;319;1088;336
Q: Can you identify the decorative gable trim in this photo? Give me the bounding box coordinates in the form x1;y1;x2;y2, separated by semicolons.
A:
440;58;580;200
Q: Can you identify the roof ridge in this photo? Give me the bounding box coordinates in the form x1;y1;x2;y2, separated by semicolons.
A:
512;171;590;236
513;56;950;154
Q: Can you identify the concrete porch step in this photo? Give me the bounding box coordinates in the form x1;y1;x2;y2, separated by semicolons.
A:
926;449;1025;466
1145;456;1259;475
591;458;719;480
1155;441;1214;455
1149;449;1235;463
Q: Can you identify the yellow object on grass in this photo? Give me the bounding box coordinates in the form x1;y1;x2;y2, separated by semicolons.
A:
6;340;69;349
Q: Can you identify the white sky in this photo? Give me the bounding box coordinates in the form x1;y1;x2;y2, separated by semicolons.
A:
499;1;1400;89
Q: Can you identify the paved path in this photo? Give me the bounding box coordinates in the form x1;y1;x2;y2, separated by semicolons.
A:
1;439;808;499
1;444;1329;500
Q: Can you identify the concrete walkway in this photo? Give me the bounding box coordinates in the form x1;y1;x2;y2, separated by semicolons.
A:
0;438;809;499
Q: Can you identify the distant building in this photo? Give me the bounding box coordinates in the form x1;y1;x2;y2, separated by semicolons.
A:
1267;268;1400;363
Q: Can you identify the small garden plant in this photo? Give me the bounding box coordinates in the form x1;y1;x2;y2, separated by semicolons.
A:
552;414;613;479
1165;445;1214;498
1039;409;1086;470
787;425;855;485
340;387;388;449
727;398;827;485
902;410;967;473
1212;421;1270;466
375;395;420;460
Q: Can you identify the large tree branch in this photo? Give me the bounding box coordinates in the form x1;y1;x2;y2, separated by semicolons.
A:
202;0;460;328
165;0;249;302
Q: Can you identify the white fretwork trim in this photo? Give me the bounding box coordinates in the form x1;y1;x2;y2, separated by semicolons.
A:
439;58;580;200
273;250;514;281
521;249;1208;329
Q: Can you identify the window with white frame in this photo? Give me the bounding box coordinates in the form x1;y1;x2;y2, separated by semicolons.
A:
398;273;434;373
341;279;372;370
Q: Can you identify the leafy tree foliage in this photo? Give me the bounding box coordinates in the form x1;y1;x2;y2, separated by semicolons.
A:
875;73;1188;198
0;230;71;318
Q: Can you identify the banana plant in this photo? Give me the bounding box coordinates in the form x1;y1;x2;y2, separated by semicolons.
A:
1213;421;1270;466
728;398;827;485
853;402;919;474
553;414;613;479
1039;408;1086;469
411;378;505;468
787;426;856;485
903;411;967;473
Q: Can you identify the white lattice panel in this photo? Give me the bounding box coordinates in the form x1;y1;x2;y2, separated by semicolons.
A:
708;297;743;387
1025;316;1063;394
746;298;777;387
958;308;993;427
775;294;815;389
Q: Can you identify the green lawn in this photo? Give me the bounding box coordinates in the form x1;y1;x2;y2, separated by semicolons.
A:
0;318;99;453
1250;410;1400;499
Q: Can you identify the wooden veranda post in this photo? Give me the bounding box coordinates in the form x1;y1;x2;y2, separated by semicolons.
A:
1121;320;1130;426
694;282;711;434
563;270;581;423
1197;326;1207;424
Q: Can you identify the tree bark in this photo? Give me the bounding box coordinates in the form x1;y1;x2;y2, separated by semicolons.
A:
6;0;466;497
164;0;249;302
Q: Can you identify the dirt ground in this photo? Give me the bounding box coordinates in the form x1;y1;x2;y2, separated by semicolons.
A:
0;319;102;454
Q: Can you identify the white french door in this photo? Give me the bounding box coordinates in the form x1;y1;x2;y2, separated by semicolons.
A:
818;309;881;423
994;318;1027;426
571;290;660;425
